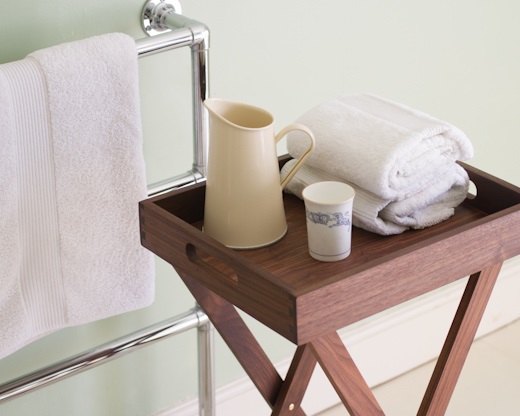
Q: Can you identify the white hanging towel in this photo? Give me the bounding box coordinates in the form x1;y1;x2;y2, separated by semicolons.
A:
0;33;154;359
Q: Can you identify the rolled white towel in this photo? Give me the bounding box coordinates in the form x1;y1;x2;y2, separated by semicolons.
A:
287;93;473;200
281;160;470;235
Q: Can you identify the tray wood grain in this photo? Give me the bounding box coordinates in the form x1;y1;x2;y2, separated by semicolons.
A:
140;160;520;345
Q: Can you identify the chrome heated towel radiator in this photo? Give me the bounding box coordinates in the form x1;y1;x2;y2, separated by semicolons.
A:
0;1;214;415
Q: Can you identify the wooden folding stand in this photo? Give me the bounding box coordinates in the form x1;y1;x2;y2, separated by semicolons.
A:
140;158;520;415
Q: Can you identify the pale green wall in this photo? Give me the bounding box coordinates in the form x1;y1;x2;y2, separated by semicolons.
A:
1;1;519;415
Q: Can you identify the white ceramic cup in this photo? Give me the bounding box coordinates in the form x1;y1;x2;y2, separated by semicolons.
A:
302;181;355;262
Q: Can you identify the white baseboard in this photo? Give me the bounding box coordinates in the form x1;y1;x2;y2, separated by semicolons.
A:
158;256;520;416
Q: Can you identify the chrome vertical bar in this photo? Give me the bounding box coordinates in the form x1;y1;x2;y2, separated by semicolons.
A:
189;30;210;177
160;11;209;177
140;5;214;414
197;310;215;416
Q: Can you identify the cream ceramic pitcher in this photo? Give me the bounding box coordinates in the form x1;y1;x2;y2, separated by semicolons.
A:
203;98;315;249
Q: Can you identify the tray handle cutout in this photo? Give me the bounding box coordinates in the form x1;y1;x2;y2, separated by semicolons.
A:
186;243;239;287
467;180;477;200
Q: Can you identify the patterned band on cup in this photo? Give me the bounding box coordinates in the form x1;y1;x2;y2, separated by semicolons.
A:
306;209;351;228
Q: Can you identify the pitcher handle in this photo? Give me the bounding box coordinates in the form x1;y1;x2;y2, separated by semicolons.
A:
276;123;315;190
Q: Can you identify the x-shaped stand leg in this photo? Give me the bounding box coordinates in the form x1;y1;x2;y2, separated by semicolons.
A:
179;262;502;416
418;262;502;415
310;332;385;415
179;271;315;415
308;263;503;416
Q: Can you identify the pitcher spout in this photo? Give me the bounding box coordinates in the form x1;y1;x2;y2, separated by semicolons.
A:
204;98;273;130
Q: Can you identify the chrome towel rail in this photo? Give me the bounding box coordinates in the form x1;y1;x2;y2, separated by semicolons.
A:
139;0;210;196
0;307;211;402
1;2;214;415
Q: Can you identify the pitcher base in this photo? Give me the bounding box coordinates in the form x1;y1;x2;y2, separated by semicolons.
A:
202;226;288;250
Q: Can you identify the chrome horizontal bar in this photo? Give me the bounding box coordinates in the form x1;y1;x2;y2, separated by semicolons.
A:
0;307;208;403
147;169;205;197
136;27;194;57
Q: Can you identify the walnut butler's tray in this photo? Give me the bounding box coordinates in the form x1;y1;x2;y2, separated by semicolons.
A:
140;157;520;415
